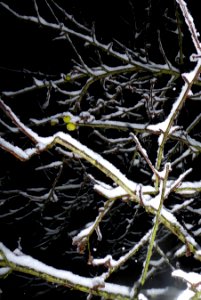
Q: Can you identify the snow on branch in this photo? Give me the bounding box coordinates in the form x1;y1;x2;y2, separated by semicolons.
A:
0;99;200;265
0;101;201;274
148;55;201;173
0;2;179;76
92;229;152;281
144;0;201;176
0;242;132;300
72;198;114;254
172;269;201;299
176;0;201;54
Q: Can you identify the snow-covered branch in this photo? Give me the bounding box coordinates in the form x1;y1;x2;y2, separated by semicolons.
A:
0;99;200;262
0;242;132;300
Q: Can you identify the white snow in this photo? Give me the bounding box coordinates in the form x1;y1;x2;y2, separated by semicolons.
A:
173;267;201;299
35;161;62;170
33;78;44;87
92;255;113;267
0;242;131;297
138;293;148;300
146;287;169;297
171;199;194;213
174;245;186;257
182;70;197;83
147;120;170;134
94;183;155;200
172;269;201;289
0;267;11;276
54;131;138;198
95;225;102;241
165;168;192;197
193;227;201;236
176;289;195;300
94;185;130;199
88;120;147;132
72;222;94;245
176;0;201;54
179;181;201;189
147;59;201;153
93;229;151;270
0;137;30;160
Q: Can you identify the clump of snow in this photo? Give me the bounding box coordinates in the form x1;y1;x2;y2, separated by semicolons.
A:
174;245;186;257
172;269;201;289
92;255;118;268
172;268;201;299
33;78;44;87
182;71;197;83
0;267;11;276
91;275;105;288
176;289;195;300
72;222;94;245
138;293;148;300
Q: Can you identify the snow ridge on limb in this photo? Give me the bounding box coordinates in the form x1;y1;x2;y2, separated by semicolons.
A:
0;242;132;300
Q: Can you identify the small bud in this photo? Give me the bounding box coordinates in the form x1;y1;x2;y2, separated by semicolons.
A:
65;74;71;81
66;123;77;131
63;116;71;123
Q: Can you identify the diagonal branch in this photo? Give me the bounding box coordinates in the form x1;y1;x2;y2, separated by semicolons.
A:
176;0;201;54
0;2;179;75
